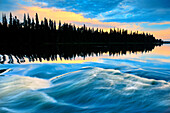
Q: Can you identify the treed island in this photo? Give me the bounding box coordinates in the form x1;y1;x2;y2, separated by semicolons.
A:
0;13;164;64
0;13;163;45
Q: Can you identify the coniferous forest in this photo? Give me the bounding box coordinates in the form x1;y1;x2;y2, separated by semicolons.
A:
0;13;163;45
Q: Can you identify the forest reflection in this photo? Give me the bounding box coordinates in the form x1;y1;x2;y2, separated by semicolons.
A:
0;44;162;64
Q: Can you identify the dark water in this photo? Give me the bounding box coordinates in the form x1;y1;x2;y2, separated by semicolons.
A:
0;45;170;113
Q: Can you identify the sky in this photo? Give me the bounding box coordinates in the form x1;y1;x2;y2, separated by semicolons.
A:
0;0;170;40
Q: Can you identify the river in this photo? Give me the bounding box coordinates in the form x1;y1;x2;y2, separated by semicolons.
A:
0;44;169;113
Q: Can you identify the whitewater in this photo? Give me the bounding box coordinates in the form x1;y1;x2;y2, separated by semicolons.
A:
0;56;170;113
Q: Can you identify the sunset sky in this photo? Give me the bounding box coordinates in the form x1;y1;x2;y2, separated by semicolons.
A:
0;0;170;40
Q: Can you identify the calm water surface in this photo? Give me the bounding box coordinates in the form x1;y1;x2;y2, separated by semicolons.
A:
0;45;170;113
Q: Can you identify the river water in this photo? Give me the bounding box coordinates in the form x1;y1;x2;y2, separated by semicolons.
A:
0;44;170;113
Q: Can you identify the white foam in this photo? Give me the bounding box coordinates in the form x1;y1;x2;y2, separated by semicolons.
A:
0;75;50;97
40;92;57;103
84;67;170;94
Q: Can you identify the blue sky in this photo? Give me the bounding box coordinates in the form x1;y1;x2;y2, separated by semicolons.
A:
1;0;170;22
34;0;170;23
0;0;170;40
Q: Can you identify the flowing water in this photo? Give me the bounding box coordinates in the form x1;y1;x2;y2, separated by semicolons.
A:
0;45;170;113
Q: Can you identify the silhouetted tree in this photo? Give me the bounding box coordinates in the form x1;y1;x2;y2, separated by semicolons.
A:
54;21;56;30
27;13;31;29
35;13;39;29
13;16;17;28
44;17;48;30
2;14;7;28
59;20;61;30
16;18;20;28
24;13;27;28
41;20;44;28
49;19;53;30
31;18;35;29
9;12;13;27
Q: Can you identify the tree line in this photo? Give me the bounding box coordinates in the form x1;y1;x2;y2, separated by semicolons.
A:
0;13;163;44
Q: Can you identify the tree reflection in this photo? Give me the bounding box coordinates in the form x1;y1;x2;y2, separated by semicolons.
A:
0;44;162;64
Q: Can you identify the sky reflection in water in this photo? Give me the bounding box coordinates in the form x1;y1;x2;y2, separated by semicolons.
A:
24;44;170;64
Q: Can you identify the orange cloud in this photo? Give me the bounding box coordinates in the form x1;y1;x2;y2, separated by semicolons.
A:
3;6;143;32
148;29;170;40
149;21;170;25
